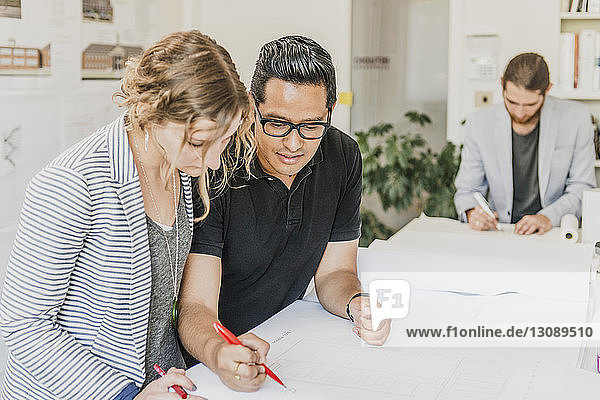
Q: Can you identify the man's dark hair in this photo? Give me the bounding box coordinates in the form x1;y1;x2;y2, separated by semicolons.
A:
502;52;550;93
250;35;337;108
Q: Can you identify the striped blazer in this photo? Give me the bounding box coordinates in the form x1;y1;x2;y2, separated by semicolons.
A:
0;114;194;399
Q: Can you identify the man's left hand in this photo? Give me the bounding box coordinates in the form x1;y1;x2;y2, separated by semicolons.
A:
348;296;391;346
514;214;552;235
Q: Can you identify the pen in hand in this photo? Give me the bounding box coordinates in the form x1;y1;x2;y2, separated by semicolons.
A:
153;363;205;400
473;192;499;229
212;321;287;388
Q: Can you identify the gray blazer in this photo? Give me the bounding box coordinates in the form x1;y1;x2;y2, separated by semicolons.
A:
454;96;596;225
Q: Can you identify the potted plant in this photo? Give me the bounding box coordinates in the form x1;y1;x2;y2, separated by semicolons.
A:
356;111;461;246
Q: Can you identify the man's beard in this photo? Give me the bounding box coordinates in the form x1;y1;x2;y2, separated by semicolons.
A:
506;97;544;125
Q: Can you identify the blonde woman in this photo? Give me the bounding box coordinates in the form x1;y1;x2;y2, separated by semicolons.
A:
0;31;254;400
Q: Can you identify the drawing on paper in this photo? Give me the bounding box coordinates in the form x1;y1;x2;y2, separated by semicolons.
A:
0;0;21;19
269;338;507;400
0;41;50;73
0;125;20;177
81;40;142;80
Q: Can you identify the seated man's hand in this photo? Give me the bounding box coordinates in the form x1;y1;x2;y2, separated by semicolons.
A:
466;206;498;231
212;333;269;392
348;296;391;346
514;214;552;235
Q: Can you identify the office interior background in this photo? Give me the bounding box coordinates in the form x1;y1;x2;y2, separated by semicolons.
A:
0;0;594;374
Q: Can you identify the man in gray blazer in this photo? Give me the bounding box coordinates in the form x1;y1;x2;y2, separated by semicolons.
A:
455;53;596;235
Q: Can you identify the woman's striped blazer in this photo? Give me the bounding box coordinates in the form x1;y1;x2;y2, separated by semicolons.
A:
0;114;194;399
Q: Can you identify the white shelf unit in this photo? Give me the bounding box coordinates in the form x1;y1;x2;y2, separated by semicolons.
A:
0;69;51;77
559;5;600;167
560;12;600;19
551;88;600;99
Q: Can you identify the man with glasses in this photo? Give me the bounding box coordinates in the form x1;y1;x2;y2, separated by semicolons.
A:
177;36;391;392
455;52;595;234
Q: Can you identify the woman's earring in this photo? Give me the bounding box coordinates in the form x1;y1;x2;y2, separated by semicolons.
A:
144;130;149;152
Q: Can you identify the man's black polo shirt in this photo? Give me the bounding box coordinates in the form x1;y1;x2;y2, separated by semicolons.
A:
190;126;362;335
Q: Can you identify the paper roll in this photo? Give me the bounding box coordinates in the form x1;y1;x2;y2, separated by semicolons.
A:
560;214;579;243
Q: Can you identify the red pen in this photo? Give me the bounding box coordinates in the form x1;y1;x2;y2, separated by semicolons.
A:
212;321;287;388
153;363;189;399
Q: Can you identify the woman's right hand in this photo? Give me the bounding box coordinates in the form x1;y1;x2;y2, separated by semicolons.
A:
135;367;204;400
212;333;270;392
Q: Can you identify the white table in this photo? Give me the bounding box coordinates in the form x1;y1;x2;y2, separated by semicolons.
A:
186;301;600;399
387;214;578;243
186;216;600;398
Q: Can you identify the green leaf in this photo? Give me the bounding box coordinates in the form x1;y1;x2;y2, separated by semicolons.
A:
404;111;432;127
359;209;395;247
355;111;461;224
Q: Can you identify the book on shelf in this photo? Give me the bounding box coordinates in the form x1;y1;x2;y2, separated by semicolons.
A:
592;115;600;159
560;32;576;89
594;31;600;89
575;33;580;88
569;0;584;12
579;30;595;89
566;0;600;12
559;30;600;91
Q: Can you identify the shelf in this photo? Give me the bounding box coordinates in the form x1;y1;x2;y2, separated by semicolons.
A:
81;70;123;80
550;88;600;100
560;12;600;19
0;68;50;77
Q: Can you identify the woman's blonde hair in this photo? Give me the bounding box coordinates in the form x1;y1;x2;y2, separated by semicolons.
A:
113;30;255;221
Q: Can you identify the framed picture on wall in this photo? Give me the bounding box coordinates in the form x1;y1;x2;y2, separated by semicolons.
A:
82;0;113;23
81;42;142;80
0;0;21;19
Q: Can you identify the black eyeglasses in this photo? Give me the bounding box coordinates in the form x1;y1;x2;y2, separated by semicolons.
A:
254;101;331;140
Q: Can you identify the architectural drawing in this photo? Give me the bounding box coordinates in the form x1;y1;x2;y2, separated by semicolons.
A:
82;0;113;22
81;42;142;79
0;0;21;19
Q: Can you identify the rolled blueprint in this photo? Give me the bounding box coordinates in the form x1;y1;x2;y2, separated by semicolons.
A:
559;214;579;243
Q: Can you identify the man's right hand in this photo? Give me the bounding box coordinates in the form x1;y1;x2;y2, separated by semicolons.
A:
178;255;271;392
466;206;499;231
212;333;270;392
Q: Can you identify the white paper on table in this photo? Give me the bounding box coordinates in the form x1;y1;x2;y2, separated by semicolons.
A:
381;289;590;348
358;247;591;303
186;301;600;399
360;215;593;305
577;276;600;373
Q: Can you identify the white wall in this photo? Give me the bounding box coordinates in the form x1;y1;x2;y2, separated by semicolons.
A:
0;0;182;230
351;0;449;149
0;0;183;376
351;0;449;230
181;0;353;133
447;0;560;143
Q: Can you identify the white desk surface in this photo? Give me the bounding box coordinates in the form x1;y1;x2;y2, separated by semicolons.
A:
186;216;600;398
187;301;600;399
388;214;574;243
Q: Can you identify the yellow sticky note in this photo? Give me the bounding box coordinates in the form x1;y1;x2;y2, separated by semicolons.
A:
339;91;353;106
